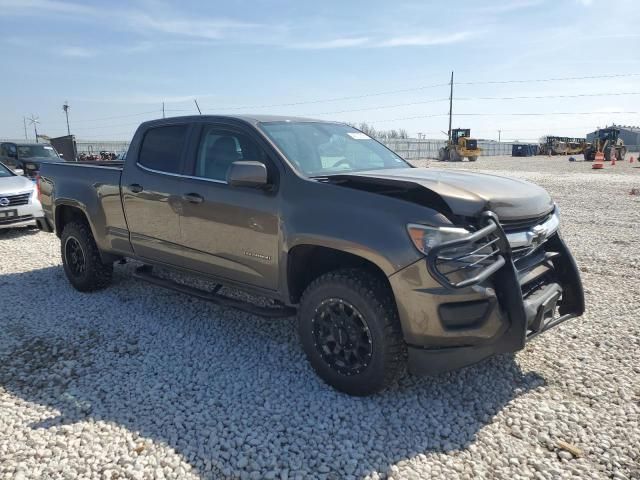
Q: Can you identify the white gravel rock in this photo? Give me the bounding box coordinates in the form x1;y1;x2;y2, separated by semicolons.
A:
0;155;639;479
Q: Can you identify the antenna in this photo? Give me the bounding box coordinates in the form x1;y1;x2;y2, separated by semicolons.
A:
27;114;40;143
194;99;202;115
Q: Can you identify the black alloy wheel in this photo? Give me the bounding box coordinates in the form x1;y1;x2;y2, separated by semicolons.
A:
312;298;373;376
65;236;86;276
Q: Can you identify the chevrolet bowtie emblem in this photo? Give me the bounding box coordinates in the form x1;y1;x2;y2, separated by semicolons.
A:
527;224;548;248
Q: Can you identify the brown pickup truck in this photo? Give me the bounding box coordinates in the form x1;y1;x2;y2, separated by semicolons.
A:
38;115;584;396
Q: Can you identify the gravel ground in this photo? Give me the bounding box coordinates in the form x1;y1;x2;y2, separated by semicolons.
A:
1;155;639;480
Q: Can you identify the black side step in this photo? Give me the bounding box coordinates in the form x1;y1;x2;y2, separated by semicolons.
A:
133;266;296;318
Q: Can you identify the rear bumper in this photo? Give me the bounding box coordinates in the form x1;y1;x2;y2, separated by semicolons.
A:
389;213;584;376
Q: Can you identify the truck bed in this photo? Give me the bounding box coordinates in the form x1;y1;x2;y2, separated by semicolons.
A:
39;160;130;255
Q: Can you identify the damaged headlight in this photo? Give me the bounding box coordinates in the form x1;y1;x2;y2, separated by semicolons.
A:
407;224;471;255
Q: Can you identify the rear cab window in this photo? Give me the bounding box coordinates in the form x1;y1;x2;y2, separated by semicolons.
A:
138;125;188;174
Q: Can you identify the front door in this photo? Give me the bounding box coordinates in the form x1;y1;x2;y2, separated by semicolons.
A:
178;124;280;290
121;123;189;266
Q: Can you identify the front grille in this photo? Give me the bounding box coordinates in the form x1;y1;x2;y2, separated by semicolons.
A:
500;211;553;233
466;139;478;150
0;192;31;206
0;214;33;225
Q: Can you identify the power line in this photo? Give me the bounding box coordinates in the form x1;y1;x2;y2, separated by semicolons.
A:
307;91;640;117
371;111;637;123
199;82;451;111
456;111;638;117
71;110;160;123
49;71;640;126
456;72;640;86
60;91;640;130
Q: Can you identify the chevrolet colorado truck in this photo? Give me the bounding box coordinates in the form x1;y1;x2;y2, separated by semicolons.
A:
38;115;584;396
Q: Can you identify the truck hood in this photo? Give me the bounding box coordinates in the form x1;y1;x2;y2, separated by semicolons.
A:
330;168;554;220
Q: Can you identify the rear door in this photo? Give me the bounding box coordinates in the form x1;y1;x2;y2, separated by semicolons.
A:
121;123;191;266
177;122;281;290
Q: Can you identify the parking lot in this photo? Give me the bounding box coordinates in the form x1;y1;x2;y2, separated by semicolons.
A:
1;155;639;480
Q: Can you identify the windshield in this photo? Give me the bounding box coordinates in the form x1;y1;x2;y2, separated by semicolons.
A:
17;144;59;159
0;163;14;178
260;122;409;176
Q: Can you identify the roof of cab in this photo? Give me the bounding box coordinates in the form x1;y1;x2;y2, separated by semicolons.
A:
140;114;337;127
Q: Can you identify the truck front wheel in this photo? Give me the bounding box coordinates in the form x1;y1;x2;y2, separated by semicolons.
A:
61;222;113;292
298;268;406;396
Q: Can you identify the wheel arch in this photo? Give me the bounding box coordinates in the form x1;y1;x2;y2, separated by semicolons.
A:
54;202;119;263
286;244;394;305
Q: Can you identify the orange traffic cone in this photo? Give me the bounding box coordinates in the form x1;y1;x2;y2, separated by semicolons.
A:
592;151;604;169
630;156;635;164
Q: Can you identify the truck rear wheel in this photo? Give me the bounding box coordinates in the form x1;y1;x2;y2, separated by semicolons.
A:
449;149;461;162
438;147;447;161
61;222;113;292
297;268;406;396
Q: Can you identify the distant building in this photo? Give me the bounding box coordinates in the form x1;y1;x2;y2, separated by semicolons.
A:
587;125;640;146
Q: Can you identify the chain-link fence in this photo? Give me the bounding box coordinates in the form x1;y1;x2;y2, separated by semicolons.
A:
381;139;516;160
75;141;129;154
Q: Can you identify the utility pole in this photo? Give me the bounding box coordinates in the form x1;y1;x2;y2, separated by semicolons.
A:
63;101;71;136
448;71;454;143
23;117;28;140
162;102;165;119
498;130;501;143
194;99;202;115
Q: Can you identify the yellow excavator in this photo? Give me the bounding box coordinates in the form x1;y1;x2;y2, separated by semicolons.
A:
438;128;482;162
584;127;626;162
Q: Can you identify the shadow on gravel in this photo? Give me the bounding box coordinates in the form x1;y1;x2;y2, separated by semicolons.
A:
0;265;545;479
0;225;41;239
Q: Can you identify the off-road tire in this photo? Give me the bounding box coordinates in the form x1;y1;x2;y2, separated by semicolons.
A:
617;147;626;161
298;268;407;396
604;146;613;162
61;221;113;292
449;149;461;162
438;147;447;161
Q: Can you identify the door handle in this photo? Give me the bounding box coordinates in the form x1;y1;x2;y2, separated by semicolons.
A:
129;183;144;193
182;193;204;204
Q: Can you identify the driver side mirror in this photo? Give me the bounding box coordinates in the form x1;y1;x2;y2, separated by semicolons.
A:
13;168;24;176
227;161;268;188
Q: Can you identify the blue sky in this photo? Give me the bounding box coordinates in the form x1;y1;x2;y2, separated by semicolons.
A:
1;0;639;141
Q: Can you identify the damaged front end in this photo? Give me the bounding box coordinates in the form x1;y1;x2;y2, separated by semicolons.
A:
390;207;585;376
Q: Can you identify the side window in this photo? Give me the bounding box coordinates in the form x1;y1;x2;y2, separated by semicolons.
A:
138;125;188;174
195;127;265;181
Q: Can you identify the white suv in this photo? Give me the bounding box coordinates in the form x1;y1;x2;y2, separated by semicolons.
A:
0;162;43;229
